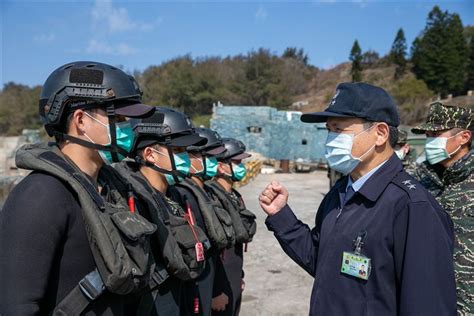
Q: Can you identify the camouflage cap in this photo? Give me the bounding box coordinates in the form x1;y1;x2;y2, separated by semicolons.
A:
397;129;408;144
411;102;473;134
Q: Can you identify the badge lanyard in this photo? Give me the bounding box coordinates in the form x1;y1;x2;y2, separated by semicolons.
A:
341;230;371;281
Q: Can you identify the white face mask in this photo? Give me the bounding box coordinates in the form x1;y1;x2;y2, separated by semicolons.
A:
395;149;406;160
425;132;462;165
325;125;376;175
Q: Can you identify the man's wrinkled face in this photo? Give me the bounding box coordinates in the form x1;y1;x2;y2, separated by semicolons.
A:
326;117;379;158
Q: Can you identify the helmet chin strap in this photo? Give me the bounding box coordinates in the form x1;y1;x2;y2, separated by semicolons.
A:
53;104;128;161
201;156;210;180
53;132;129;157
106;104;120;163
228;161;239;182
167;146;184;183
134;156;168;174
134;147;185;181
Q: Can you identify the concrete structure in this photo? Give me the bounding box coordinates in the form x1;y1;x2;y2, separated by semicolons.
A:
0;129;40;208
210;104;328;163
0;129;39;176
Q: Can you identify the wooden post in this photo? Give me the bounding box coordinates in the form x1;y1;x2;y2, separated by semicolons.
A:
280;160;290;173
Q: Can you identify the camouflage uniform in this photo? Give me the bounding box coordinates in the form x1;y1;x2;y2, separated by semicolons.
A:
396;129;416;168
409;102;474;315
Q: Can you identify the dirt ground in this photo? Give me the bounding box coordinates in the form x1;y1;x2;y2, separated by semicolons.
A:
238;171;329;316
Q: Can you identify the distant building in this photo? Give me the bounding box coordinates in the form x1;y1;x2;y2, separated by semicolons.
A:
0;129;40;208
210;104;327;162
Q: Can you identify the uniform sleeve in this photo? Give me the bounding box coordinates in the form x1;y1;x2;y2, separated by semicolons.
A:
212;256;231;297
0;174;70;315
394;200;457;315
265;204;321;276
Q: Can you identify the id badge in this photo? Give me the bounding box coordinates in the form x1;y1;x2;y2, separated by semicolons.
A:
341;251;371;280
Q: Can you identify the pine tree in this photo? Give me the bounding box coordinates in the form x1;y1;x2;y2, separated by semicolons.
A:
411;6;467;97
466;38;474;91
350;40;363;82
443;13;467;95
390;28;407;80
282;47;309;65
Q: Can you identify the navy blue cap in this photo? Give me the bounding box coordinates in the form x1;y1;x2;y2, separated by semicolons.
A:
300;82;400;127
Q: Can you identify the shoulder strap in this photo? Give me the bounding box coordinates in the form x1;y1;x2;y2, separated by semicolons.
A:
207;181;236;210
110;167;171;294
178;180;229;249
114;163;172;223
178;180;215;211
206;181;247;234
34;154;156;314
38;151;106;209
99;165;131;198
30;154;109;314
53;270;105;316
391;171;424;203
231;189;246;208
131;173;172;223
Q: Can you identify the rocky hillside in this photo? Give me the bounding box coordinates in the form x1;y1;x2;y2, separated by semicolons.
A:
292;62;473;126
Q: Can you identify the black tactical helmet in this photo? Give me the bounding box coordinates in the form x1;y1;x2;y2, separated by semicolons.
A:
187;128;226;156
130;107;207;152
130;107;207;183
215;138;251;161
38;61;154;162
39;61;154;137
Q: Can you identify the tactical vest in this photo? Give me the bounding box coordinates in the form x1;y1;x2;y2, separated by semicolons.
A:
177;179;235;250
206;181;257;244
15;143;156;315
114;162;210;281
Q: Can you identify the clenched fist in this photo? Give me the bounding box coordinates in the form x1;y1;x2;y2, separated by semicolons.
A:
259;180;289;216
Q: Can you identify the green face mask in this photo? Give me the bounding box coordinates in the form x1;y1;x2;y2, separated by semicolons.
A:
83;112;135;165
165;151;191;185
231;162;247;181
99;121;135;164
204;156;218;179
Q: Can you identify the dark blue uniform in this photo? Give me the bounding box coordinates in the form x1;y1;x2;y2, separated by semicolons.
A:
266;154;457;315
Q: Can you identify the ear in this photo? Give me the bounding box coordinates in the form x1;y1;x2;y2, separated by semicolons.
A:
459;130;472;147
374;123;390;146
70;109;86;135
143;147;157;164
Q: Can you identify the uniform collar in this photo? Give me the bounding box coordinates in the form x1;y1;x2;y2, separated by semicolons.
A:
347;160;388;192
355;154;403;202
443;149;473;186
422;149;473;187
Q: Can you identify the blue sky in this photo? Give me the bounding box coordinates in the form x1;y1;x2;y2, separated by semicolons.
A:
1;0;473;87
